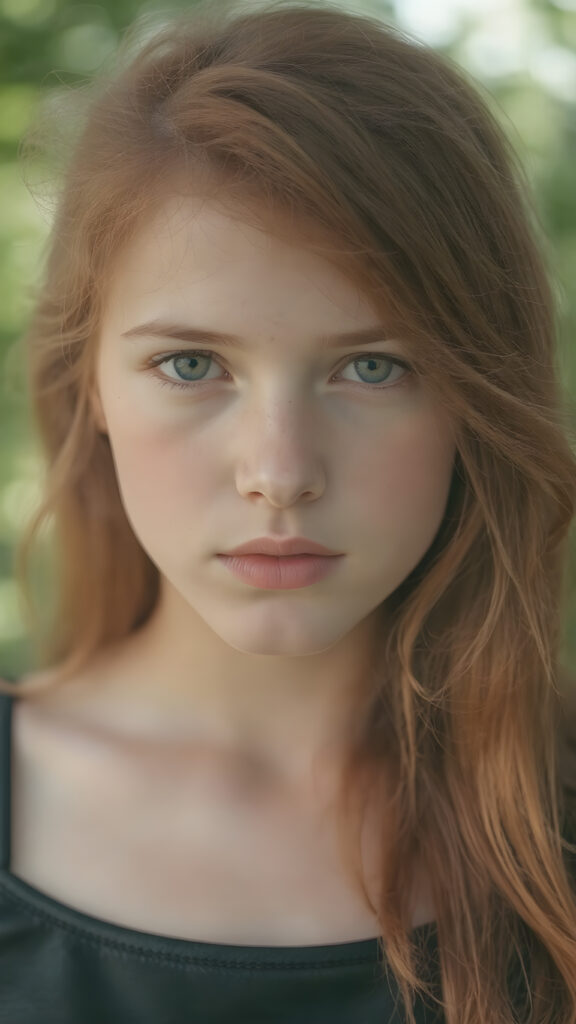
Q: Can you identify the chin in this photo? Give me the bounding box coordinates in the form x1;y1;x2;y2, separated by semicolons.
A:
204;616;351;658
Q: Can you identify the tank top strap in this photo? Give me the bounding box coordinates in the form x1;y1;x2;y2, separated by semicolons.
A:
0;690;14;870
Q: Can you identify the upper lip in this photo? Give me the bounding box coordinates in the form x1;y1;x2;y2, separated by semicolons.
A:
221;537;342;557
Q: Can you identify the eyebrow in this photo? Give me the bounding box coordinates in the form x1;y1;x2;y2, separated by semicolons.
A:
121;319;397;349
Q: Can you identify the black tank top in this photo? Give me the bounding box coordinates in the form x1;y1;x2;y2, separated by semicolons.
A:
0;686;573;1023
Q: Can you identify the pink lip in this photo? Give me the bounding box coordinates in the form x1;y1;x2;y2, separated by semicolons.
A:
217;553;344;590
221;536;341;557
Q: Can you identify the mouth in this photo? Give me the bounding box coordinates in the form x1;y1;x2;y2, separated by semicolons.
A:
216;552;344;590
221;536;341;558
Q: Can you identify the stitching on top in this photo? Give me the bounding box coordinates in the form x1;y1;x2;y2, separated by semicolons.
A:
0;879;379;972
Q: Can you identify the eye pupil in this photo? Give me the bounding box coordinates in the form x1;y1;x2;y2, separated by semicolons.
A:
354;356;392;384
174;353;209;380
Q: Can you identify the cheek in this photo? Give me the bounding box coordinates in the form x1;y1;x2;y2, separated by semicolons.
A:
108;424;217;518
351;415;455;529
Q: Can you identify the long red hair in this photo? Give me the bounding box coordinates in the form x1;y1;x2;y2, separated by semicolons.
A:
6;2;576;1019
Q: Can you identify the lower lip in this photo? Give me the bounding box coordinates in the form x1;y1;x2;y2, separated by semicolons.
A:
216;553;344;589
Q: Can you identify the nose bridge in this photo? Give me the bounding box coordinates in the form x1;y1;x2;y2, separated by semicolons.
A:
263;386;304;437
253;374;318;450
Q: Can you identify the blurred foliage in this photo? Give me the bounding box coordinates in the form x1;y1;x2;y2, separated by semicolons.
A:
0;0;574;677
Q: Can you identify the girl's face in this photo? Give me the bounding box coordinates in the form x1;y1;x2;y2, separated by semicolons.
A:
93;194;456;657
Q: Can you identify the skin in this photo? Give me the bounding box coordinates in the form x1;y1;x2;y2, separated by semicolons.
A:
83;192;457;792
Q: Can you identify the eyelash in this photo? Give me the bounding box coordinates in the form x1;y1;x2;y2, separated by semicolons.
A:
147;349;413;393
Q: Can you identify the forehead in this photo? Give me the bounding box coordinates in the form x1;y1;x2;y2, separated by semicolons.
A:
102;193;383;329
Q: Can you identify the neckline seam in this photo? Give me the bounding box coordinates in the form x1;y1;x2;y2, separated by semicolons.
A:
0;873;385;969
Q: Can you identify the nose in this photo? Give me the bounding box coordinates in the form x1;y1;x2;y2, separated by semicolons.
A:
233;394;326;508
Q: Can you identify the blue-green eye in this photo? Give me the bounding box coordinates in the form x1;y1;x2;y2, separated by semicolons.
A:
161;352;222;384
149;350;413;392
338;355;408;387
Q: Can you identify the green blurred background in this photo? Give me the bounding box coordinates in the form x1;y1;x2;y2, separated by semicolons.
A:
1;0;575;679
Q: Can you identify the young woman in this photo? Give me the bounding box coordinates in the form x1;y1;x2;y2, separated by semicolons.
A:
1;1;575;1021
